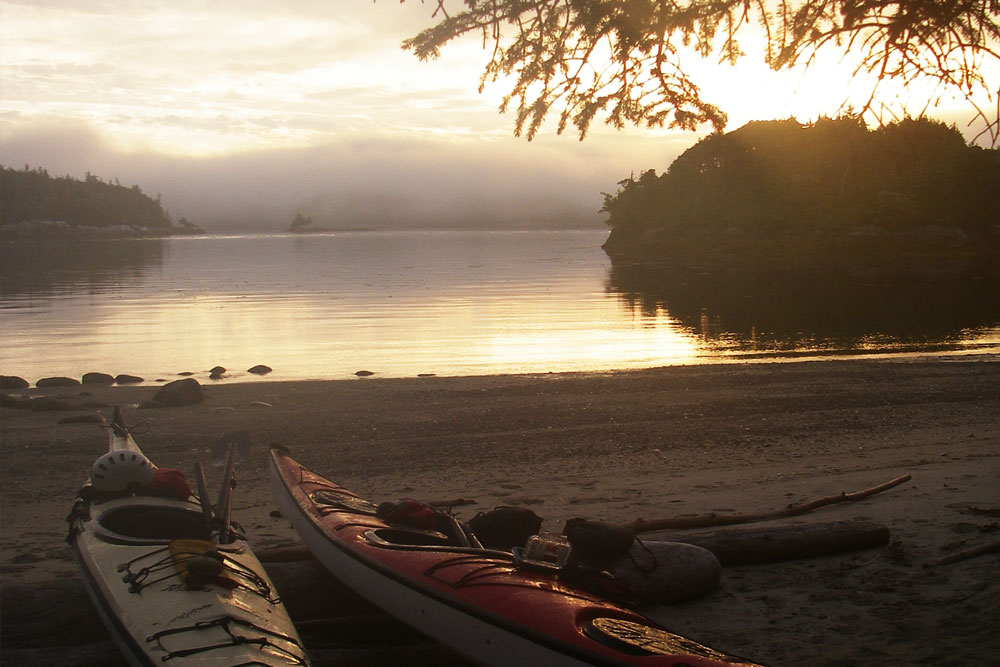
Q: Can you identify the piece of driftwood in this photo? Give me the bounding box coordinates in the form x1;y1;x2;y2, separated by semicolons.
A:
625;474;911;533
649;519;891;566
927;538;1000;567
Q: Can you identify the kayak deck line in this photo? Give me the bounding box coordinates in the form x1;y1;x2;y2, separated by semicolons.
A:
115;540;279;603
146;614;308;664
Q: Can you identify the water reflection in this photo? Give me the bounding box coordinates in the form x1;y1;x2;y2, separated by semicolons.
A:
0;239;165;300
2;231;997;384
6;231;692;382
606;259;1000;357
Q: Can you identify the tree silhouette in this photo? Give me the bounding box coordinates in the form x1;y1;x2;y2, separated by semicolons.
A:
400;1;999;144
600;116;1000;264
0;166;173;233
288;213;315;232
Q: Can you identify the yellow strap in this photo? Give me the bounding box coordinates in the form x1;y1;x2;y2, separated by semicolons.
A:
169;538;225;585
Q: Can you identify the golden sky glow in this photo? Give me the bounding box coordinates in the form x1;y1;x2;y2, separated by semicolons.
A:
0;1;992;228
0;2;504;155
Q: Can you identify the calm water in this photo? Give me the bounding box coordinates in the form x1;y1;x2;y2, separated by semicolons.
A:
1;230;998;384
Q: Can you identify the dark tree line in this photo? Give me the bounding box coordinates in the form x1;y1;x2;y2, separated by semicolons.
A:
600;116;1000;265
0;166;173;232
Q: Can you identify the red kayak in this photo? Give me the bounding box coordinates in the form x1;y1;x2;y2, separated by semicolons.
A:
268;448;763;667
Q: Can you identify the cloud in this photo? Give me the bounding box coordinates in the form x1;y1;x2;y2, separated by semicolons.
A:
0;115;108;173
0;2;706;230
0;0;491;153
2;119;658;231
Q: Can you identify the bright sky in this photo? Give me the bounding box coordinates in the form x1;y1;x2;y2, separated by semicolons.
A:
0;1;992;229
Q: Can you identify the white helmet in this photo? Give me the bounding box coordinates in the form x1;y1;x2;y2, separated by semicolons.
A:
90;450;155;493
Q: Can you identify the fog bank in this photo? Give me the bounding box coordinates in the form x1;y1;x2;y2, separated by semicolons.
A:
2;122;677;231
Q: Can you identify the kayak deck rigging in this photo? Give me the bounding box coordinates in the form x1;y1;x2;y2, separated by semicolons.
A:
117;540;279;603
146;614;308;664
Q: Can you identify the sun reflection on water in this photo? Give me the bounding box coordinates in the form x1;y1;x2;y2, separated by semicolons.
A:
1;231;996;384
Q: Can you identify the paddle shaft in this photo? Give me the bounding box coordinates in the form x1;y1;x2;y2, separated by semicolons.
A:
194;462;213;527
213;444;237;544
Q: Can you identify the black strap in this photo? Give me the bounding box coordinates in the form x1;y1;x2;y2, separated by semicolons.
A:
146;615;306;664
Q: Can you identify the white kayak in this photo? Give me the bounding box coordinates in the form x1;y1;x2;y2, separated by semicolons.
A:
67;408;309;666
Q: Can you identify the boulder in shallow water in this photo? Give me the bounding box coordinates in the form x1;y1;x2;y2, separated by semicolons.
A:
147;378;203;407
36;376;80;388
115;374;144;384
209;366;226;380
608;540;721;604
247;364;272;375
0;376;29;390
82;372;115;385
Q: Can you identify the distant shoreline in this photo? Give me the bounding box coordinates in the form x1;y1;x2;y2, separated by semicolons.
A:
2;225;609;239
3;349;999;391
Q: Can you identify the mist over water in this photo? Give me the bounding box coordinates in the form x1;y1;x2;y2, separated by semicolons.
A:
0;125;636;232
1;230;997;385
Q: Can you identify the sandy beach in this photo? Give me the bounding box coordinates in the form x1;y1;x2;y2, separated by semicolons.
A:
2;357;998;666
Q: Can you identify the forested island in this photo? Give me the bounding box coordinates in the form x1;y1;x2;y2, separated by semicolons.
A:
288;213;332;234
601;117;1000;268
0;166;203;238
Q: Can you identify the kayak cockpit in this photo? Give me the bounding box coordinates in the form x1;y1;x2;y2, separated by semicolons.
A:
362;527;513;559
365;527;457;548
92;502;211;545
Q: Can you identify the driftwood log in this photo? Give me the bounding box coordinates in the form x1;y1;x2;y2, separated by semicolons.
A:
927;538;1000;567
259;518;891;570
625;474;911;533
650;519;891;566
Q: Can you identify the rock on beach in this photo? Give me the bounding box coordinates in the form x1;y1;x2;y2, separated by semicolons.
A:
82;372;115;385
145;377;204;407
35;376;80;387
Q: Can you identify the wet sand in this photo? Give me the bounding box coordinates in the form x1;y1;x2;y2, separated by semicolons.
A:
2;357;998;666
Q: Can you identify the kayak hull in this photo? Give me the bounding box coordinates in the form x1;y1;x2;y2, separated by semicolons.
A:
268;448;762;667
69;414;309;666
